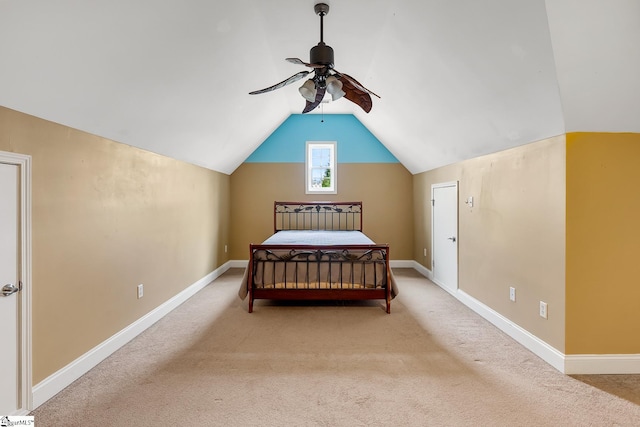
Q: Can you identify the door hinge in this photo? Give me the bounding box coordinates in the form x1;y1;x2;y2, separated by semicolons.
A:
19;280;23;291
431;199;435;206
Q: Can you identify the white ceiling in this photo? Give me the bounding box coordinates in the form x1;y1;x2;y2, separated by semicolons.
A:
1;1;638;175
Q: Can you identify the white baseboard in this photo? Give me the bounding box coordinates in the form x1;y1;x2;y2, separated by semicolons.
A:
390;260;417;269
564;354;640;374
31;262;232;409
409;261;640;375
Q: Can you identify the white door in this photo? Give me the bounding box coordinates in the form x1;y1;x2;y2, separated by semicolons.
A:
432;182;458;294
0;162;21;414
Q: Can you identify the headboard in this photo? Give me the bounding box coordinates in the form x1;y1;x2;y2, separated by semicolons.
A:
274;201;363;233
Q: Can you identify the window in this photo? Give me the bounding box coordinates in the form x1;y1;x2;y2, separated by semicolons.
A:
306;141;337;194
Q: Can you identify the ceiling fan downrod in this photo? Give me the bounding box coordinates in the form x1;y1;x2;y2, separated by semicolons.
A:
315;3;329;43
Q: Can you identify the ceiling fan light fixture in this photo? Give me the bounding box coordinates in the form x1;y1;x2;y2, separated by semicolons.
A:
326;75;345;101
299;79;317;102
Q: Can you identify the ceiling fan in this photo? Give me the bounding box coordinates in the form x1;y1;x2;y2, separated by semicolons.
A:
249;2;380;113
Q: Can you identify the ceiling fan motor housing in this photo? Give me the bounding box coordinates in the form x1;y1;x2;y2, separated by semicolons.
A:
310;43;334;67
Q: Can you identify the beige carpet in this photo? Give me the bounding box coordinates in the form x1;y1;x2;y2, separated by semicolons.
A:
32;268;640;426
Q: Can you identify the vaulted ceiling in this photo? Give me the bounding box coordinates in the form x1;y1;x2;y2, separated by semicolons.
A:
1;1;638;175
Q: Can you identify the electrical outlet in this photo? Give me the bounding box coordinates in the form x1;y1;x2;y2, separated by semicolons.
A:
224;244;228;253
539;301;548;319
137;284;144;299
423;248;427;257
509;286;516;302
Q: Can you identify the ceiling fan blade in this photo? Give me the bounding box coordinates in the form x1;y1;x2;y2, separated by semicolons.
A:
249;71;311;95
286;57;324;69
333;71;380;99
302;86;326;113
338;75;373;113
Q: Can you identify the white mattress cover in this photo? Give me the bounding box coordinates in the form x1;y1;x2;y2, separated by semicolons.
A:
262;230;375;246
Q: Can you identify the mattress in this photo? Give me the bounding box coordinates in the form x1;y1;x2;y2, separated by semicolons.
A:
262;230;375;246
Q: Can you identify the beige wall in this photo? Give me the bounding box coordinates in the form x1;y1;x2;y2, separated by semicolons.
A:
566;132;640;354
230;162;413;260
413;137;566;351
0;107;230;384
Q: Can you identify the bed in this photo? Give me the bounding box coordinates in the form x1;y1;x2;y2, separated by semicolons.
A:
239;201;397;313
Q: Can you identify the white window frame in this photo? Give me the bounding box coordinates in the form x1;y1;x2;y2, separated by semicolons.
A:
306;141;337;194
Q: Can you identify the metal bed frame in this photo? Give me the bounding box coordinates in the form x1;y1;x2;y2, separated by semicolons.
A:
247;201;392;313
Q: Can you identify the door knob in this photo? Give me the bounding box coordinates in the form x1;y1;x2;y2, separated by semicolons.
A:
447;237;456;242
2;283;19;297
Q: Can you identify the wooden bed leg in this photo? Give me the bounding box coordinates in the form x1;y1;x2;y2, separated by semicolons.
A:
249;297;254;313
386;299;391;314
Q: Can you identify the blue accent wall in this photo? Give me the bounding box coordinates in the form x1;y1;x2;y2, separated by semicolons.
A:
245;114;398;163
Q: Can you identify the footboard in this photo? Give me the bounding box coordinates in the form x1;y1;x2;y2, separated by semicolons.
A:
248;243;392;313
